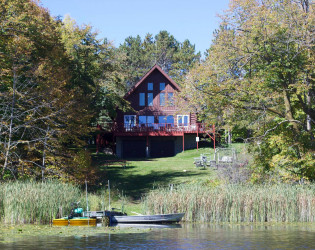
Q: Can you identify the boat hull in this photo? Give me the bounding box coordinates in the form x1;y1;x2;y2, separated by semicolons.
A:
52;218;69;226
110;213;185;224
69;218;96;226
52;217;96;226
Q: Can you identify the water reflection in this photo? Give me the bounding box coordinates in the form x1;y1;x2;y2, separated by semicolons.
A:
110;223;182;229
1;223;315;249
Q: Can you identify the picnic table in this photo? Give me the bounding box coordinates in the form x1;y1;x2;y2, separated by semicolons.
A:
102;160;129;169
194;154;216;169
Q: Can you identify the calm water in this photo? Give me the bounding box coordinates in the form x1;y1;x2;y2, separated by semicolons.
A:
1;223;315;249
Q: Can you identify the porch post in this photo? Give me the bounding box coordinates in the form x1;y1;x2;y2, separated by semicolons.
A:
213;124;216;151
197;124;199;151
182;132;185;152
146;135;149;158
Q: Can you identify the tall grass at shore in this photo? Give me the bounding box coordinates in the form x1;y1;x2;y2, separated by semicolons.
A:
0;181;81;224
143;184;315;222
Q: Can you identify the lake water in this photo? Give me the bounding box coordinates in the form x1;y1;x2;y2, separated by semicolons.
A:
1;223;315;249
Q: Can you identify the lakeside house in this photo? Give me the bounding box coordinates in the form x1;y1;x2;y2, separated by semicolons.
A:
112;64;205;158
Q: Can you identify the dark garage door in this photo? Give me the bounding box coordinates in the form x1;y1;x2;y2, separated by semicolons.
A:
150;140;174;158
122;140;146;158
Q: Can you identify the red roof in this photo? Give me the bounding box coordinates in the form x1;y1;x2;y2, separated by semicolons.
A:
124;64;181;98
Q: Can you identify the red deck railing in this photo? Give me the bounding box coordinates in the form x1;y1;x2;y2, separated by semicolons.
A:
113;123;205;135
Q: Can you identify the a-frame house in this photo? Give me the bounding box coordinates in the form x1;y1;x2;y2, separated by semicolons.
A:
114;65;204;158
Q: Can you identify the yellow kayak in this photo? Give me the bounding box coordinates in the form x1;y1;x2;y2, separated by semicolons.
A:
53;217;97;226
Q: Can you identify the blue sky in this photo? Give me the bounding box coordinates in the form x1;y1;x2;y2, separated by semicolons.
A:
40;0;230;54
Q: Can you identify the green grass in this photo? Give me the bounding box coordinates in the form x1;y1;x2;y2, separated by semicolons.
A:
90;143;249;214
0;143;254;224
94;147;220;199
143;183;315;222
0;181;82;224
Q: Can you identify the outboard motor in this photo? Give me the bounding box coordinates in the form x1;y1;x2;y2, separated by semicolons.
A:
68;202;83;219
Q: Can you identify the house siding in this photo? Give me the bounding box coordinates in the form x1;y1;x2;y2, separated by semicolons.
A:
114;65;200;158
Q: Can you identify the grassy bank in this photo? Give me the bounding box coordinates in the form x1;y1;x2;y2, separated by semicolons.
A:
3;144;311;224
143;183;315;222
0;181;82;224
0;181;136;224
94;147;228;198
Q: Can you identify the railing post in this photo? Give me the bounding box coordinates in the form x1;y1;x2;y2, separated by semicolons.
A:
213;124;216;151
146;135;149;158
197;123;199;151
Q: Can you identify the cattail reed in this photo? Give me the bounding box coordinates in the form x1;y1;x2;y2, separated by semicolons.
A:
0;181;81;224
143;184;315;222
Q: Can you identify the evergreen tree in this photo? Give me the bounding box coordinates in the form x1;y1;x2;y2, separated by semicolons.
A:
118;31;200;88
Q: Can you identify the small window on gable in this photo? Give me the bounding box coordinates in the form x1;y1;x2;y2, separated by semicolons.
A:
160;83;165;91
160;93;165;106
148;93;153;106
139;93;145;106
167;92;174;106
148;82;153;91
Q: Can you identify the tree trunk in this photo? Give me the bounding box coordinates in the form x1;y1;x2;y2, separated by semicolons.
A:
42;126;49;182
2;68;17;176
283;89;299;133
306;91;312;131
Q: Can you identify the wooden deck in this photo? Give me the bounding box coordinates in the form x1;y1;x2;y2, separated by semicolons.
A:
114;123;205;136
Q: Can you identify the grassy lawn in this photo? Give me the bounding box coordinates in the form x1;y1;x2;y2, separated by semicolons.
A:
88;143;248;214
91;143;248;201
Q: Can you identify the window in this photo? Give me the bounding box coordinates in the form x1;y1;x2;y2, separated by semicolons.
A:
139;93;145;106
139;116;146;125
147;116;154;127
160;93;165;106
148;82;153;91
177;115;189;127
166;115;174;127
139;116;154;127
124;115;136;130
147;93;153;106
167;92;174;106
160;83;165;90
159;116;166;126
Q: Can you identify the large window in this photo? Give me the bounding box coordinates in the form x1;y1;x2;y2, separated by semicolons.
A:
167;115;174;127
160;83;165;90
139;93;145;106
148;82;153;91
177;115;189;127
167;92;174;106
147;116;154;127
159;116;166;126
147;93;153;106
139;116;154;127
124;115;136;130
139;116;146;125
160;93;165;106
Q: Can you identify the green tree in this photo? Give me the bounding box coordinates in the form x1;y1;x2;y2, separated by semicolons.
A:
0;1;124;182
0;0;73;179
118;30;200;88
60;15;128;129
182;0;314;181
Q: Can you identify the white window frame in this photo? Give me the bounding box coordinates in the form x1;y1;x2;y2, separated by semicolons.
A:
124;115;136;131
177;115;189;127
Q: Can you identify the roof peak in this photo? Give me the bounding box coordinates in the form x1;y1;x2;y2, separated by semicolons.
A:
124;64;181;98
